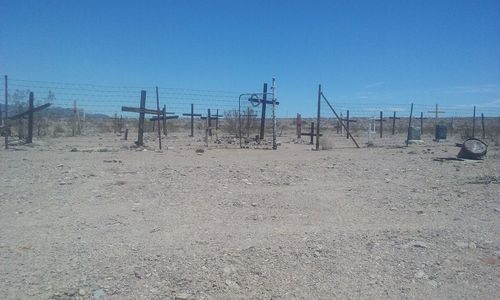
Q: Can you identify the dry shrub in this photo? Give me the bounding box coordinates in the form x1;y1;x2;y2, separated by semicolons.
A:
320;136;333;150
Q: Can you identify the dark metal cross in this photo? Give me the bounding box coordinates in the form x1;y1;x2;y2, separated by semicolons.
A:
247;83;280;139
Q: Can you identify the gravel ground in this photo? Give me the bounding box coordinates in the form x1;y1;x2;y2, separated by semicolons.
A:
1;131;499;299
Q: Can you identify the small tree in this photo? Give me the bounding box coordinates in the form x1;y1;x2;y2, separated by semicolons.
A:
223;108;259;137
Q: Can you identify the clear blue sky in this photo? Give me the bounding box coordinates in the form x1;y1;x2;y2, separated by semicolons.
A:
1;0;500;116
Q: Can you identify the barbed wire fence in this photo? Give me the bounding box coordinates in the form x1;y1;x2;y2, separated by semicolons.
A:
1;77;499;147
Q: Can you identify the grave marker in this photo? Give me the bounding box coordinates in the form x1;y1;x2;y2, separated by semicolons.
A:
8;92;51;144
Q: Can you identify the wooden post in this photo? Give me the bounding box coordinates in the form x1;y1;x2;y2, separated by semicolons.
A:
391;111;398;135
420;112;424;134
296;113;302;139
190;104;194;136
155;87;162;150
137;90;146;146
316;84;321;150
379;111;383;138
4;75;8;149
406;103;414;146
27;92;34;143
124;128;128;140
72;100;77;136
259;83;268;139
346;110;350;139
310;122;315;145
208;108;212;136
481;113;485;138
472;105;476;138
162;105;167;136
216;109;219;132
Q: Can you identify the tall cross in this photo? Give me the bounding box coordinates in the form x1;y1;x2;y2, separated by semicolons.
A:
182;104;202;137
428;104;445;120
247;84;280;139
8;92;51;144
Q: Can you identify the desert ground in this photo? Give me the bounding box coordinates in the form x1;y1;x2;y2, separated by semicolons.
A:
1;127;499;299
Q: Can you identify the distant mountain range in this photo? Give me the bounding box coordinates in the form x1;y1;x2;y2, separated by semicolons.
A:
0;104;110;119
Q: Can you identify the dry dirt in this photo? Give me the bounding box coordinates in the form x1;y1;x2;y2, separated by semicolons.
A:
1;130;499;299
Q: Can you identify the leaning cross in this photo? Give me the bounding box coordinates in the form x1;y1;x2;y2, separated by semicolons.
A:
8;92;51;144
121;90;162;146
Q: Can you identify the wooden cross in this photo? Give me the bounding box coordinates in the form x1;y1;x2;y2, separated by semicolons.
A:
8;92;51;144
150;113;178;136
415;112;427;134
182;104;202;137
200;109;221;136
428;104;445;120
388;111;401;135
121;90;162;146
299;121;322;145
247;83;280;139
242;107;257;139
340;110;357;139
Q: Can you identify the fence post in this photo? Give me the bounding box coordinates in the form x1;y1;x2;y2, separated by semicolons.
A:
27;92;34;143
406;103;414;146
4;75;8;149
346;110;350;139
316;84;321;150
310;122;315;145
379;111;383;138
481;113;485;138
392;111;396;135
420;112;424;135
472;105;476;138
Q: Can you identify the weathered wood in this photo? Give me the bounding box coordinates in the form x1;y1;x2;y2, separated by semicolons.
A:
472;105;476;137
8;103;51;120
27;92;34;143
260;83;267;139
389;111;400;135
137;91;146;146
4;75;8;149
316;84;321;150
416;112;427;135
379;111;387;138
182;104;202;137
124;128;128;140
121;106;161;115
155;87;162;150
150;115;179;121
481;113;485;138
406;103;414;146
